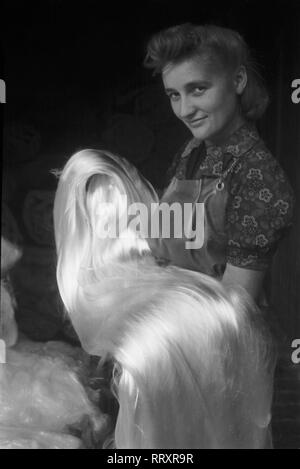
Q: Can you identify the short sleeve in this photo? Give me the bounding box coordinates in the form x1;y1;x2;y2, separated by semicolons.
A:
226;148;295;270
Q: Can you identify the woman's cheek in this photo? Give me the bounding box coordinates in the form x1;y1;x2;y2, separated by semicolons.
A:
170;101;180;116
199;91;219;112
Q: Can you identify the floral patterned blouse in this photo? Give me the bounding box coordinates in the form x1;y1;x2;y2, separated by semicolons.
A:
164;123;295;270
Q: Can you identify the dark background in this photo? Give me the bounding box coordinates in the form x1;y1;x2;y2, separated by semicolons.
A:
1;0;299;184
1;0;300;448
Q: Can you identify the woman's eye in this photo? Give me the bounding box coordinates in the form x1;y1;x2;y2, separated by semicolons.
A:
193;87;206;95
166;92;180;101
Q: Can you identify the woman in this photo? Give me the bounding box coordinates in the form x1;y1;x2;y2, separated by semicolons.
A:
144;23;294;301
51;24;288;448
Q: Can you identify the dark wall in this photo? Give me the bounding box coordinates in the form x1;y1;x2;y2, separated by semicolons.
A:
2;0;299;179
268;11;300;339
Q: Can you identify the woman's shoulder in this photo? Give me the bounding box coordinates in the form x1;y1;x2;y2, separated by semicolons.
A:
226;136;295;271
231;137;294;199
244;139;281;167
223;123;285;179
227;136;295;247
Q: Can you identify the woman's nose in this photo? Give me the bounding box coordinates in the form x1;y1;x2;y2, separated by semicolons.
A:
178;96;195;119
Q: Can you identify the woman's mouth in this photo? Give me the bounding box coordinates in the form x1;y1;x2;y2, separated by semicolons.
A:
187;117;207;128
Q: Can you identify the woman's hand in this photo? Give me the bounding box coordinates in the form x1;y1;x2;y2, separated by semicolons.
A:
221;263;266;301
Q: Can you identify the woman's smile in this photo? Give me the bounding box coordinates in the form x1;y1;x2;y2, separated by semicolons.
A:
186;116;208;128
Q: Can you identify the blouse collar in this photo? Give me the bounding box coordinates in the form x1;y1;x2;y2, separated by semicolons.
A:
181;123;260;176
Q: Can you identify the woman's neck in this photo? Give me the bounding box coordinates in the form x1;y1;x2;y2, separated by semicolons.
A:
205;114;246;148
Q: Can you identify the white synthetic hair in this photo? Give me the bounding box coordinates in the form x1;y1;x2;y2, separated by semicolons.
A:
0;238;21;347
54;149;275;448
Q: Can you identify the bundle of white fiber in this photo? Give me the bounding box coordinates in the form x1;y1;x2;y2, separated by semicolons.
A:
54;149;275;449
0;340;106;449
0;237;107;449
1;237;21;347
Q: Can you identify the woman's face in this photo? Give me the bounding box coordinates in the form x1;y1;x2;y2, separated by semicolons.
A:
162;57;244;145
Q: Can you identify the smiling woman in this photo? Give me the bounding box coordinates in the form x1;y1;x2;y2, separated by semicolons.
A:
162;59;247;145
144;23;294;302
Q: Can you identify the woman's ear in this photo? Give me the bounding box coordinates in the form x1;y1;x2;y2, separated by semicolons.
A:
234;65;247;95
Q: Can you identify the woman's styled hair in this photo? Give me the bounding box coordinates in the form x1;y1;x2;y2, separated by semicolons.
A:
144;23;269;120
54;149;275;448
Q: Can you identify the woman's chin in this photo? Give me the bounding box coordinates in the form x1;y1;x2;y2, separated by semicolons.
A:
188;123;211;140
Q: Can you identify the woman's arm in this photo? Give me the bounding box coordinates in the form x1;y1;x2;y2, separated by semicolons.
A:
222;263;266;301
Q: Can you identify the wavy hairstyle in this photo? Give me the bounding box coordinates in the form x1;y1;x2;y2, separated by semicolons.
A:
144;23;269;120
54;149;275;448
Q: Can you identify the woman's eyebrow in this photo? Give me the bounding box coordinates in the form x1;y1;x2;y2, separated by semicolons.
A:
164;80;211;93
184;80;211;90
164;87;177;93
